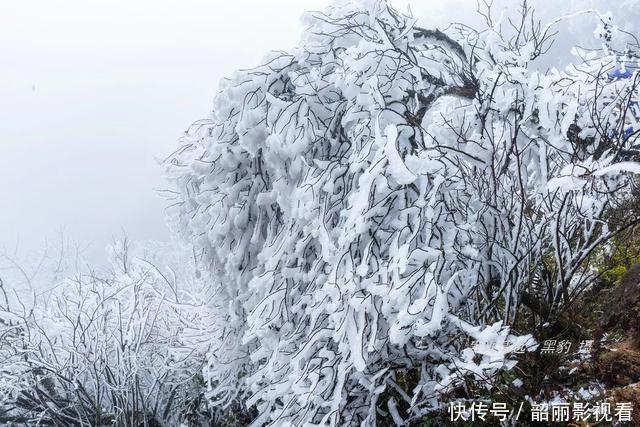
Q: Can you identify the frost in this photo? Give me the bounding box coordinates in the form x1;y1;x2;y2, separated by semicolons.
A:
383;124;417;185
163;0;640;425
592;161;640;176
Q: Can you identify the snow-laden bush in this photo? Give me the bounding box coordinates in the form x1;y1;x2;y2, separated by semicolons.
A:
165;1;640;425
0;241;223;426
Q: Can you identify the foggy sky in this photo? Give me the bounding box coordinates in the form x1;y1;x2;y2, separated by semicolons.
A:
0;0;327;264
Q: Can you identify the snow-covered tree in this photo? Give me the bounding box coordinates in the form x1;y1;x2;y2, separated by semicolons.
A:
165;0;640;424
0;241;222;426
0;1;637;425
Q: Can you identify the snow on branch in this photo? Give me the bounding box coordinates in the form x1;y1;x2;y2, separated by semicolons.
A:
164;1;640;425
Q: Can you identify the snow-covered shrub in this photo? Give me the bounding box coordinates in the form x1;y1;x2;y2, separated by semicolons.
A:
164;1;640;425
0;241;219;426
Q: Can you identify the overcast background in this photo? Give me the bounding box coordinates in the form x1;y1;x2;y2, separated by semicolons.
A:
0;0;331;265
0;0;635;268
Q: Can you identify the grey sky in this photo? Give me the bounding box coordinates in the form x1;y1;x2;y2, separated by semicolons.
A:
0;0;634;266
0;0;327;264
